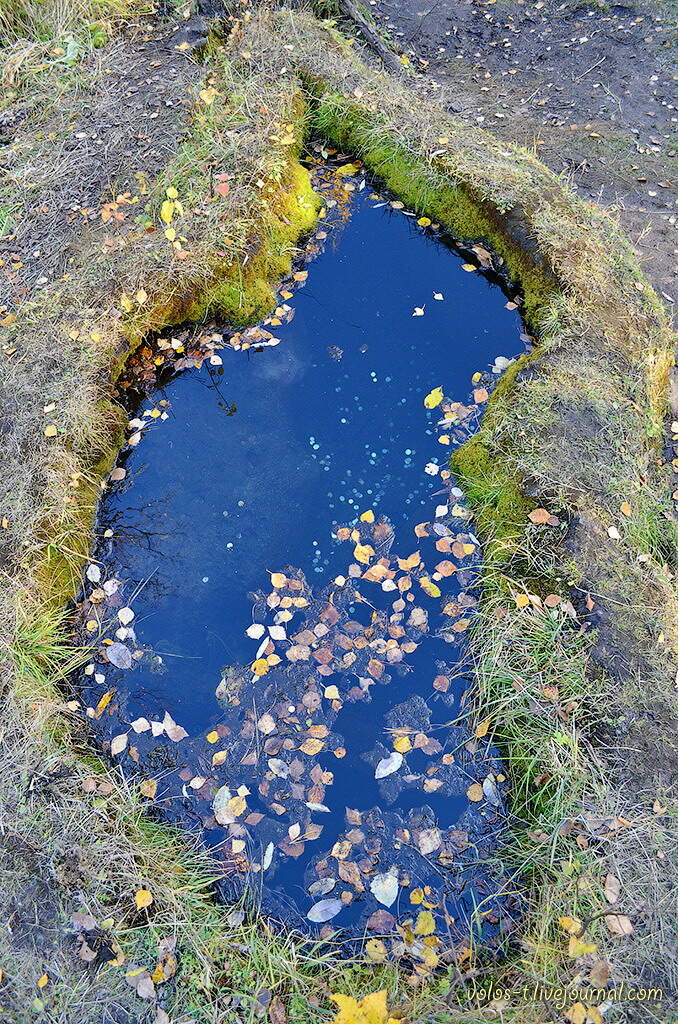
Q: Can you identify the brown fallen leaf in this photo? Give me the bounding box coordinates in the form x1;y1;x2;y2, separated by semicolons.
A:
604;873;621;904
605;912;633;937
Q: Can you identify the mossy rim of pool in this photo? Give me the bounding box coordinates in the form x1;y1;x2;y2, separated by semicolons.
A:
5;5;674;1021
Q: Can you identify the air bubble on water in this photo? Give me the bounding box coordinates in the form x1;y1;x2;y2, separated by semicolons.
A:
202;577;209;583
226;542;233;549
237;500;245;507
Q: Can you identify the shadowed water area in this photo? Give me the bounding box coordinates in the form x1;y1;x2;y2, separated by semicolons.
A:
78;164;526;954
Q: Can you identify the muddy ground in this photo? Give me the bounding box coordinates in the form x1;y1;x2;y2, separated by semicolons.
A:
371;0;676;312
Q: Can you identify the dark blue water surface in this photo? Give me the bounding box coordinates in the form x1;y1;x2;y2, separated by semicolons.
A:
81;167;524;946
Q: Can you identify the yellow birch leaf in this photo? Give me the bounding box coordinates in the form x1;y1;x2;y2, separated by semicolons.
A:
135;889;153;910
423;386;443;409
354;543;374;564
420;577;441;598
414;910;436;935
160;200;174;224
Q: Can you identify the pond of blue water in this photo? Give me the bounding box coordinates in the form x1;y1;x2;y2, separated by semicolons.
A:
80;164;525;948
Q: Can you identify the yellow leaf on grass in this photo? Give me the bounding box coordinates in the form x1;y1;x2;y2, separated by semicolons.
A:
164;227;176;241
515;593;530;608
475;718;490;738
423;386;443;409
559;915;582;935
38;974;48;989
330;989;396;1024
417;216;431;227
166;186;178;200
199;86;219;105
160;200;174;224
568;935;597;957
135;889;153;910
120;292;134;312
365;938;387;963
44;425;58;438
565;1004;586;1024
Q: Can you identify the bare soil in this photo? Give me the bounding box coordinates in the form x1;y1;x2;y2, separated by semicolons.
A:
372;0;676;312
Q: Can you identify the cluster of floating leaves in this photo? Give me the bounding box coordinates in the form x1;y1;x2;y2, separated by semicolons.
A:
76;157;532;963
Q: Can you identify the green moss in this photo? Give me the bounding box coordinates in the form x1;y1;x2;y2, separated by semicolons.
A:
452;437;533;561
308;96;557;328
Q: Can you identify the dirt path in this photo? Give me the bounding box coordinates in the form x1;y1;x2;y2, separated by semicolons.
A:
371;0;676;312
1;17;203;302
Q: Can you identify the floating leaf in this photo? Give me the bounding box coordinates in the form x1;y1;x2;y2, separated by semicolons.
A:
414;910;435;935
117;607;134;626
370;869;398;907
353;543;374;564
375;752;403;779
111;733;128;756
106;642;132;670
423;386;443;409
307;899;343;923
466;783;483;802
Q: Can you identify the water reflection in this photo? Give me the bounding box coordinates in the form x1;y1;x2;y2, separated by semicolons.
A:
78;164;526;952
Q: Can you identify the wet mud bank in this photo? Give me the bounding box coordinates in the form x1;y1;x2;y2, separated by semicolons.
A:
73;159;532;951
